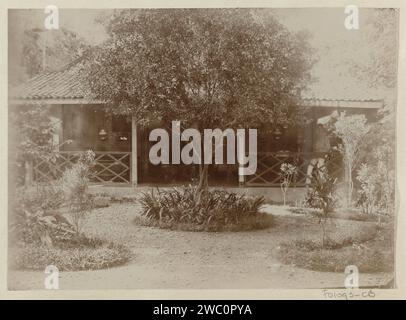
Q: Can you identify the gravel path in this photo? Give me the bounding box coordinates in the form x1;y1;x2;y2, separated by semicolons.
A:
8;203;393;290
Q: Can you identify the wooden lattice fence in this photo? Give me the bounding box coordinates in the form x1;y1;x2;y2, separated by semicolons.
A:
245;151;344;187
33;151;131;184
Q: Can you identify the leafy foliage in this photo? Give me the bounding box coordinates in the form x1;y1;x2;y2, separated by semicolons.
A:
84;9;315;193
10;150;96;246
10;238;132;271
356;145;395;215
60;150;96;234
351;9;398;92
333;112;370;206
279;163;298;206
9;149;132;272
10;184;74;247
11;104;57;163
85;9;314;129
138;185;268;230
305;164;337;215
305;163;337;247
21;28;89;79
9;104;68;187
356;164;378;214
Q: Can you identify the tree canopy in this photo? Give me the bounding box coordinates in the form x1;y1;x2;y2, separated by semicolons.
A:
84;9;314;130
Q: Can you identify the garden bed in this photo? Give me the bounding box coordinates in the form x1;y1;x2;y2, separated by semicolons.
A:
288;207;392;223
134;213;272;232
277;223;394;273
136;186;272;232
9;235;132;271
9;203;394;289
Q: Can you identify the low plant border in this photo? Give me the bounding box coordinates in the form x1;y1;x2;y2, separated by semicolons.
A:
134;213;272;232
10;238;132;272
277;242;393;273
277;224;394;273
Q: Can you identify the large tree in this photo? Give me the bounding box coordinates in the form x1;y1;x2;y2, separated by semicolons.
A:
351;9;398;193
84;9;314;192
353;9;398;94
9;25;89;86
21;27;89;78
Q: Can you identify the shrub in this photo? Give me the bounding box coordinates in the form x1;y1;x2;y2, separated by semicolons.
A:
356;145;395;216
10;207;76;247
10;104;59;186
9;150;132;272
375;146;395;215
138;185;270;231
10;184;74;247
305;166;337;215
279;163;298;206
91;196;111;208
333;112;370;207
356;164;378;214
61;150;95;234
13;183;64;213
10;150;97;246
305;164;338;247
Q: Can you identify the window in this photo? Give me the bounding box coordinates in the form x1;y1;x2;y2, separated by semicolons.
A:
112;115;131;142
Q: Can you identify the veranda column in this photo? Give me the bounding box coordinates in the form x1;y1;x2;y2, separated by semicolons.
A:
238;138;245;187
131;116;138;186
238;164;245;186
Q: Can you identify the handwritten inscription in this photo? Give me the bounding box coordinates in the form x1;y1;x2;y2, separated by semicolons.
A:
322;289;376;300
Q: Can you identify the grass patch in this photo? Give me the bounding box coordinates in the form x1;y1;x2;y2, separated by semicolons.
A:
288;207;391;223
328;210;391;223
277;224;394;273
9;235;132;271
288;207;319;215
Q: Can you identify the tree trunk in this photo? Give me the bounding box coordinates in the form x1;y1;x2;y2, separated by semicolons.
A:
321;217;327;249
281;188;286;206
197;164;209;191
195;164;209;205
194;123;211;204
347;163;353;208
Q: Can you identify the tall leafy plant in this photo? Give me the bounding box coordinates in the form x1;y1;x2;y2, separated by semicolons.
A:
280;163;297;206
356;145;395;216
333;112;370;207
10;104;58;186
61;150;95;234
305;163;337;248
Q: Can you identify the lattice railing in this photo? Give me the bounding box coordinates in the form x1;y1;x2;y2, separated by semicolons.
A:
33;151;131;184
92;152;131;183
245;151;343;187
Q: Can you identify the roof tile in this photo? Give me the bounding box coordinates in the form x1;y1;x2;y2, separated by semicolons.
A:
10;63;383;107
10;65;85;100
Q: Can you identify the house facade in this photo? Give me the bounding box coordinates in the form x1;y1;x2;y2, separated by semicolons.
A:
10;65;383;188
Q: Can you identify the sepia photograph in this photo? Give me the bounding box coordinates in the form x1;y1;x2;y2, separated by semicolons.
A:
6;6;398;292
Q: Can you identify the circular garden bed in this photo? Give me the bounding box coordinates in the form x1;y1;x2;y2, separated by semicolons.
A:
10;235;132;271
135;186;272;232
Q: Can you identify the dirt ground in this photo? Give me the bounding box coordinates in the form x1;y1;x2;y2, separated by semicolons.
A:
8;203;393;290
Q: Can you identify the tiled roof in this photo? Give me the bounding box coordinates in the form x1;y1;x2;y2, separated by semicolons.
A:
301;78;384;102
10;65;85;100
10;63;383;108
